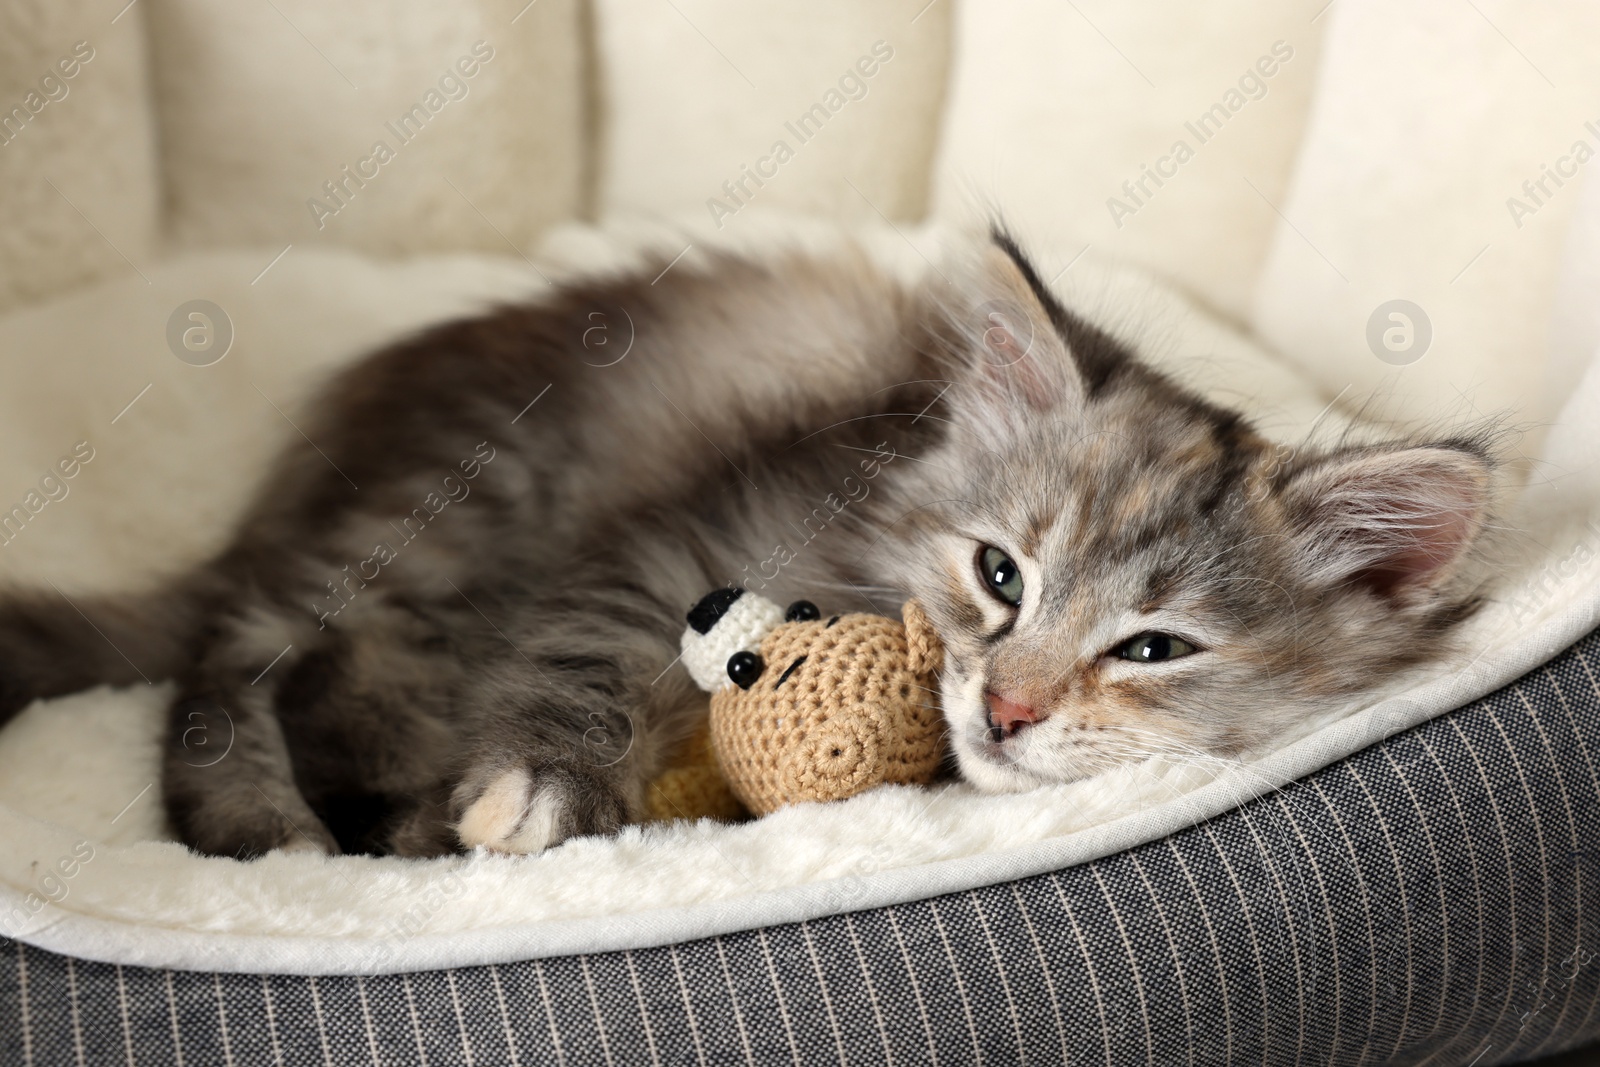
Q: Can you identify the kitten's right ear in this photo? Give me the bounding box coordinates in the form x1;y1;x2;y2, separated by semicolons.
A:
1278;444;1494;601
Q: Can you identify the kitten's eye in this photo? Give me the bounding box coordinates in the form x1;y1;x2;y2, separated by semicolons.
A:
977;545;1024;606
1115;633;1199;663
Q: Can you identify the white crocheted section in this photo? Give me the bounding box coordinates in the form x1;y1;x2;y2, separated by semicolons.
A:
680;592;784;692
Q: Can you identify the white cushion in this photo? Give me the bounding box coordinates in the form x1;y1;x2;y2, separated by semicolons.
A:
1250;0;1600;435
594;0;951;226
0;2;159;314
931;0;1323;321
144;0;585;258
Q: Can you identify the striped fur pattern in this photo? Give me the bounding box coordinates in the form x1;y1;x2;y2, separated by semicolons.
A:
0;230;1499;856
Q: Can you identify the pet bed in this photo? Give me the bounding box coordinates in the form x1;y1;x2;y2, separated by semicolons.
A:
0;225;1596;1065
5;1;1600;1064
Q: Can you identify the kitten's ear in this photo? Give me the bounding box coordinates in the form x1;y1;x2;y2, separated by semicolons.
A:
950;240;1083;419
1279;445;1493;599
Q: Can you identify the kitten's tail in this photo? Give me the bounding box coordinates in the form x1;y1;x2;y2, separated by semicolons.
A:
0;577;206;726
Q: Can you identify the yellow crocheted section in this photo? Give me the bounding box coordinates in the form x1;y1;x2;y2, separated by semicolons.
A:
642;718;748;824
709;604;944;815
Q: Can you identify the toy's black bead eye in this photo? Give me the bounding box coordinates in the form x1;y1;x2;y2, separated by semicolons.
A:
726;651;764;689
785;600;821;622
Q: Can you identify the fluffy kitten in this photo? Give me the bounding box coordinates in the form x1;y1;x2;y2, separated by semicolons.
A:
0;229;1496;857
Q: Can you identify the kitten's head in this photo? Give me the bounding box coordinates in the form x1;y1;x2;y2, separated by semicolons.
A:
888;233;1497;792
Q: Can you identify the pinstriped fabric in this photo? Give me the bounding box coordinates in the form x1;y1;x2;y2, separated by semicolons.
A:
4;630;1600;1065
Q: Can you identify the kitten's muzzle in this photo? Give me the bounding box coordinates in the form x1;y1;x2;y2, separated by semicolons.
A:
985;690;1041;740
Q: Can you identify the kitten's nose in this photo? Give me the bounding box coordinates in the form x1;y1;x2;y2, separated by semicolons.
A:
985;690;1040;739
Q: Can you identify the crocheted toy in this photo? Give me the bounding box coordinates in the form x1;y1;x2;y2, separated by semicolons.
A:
642;720;747;823
658;588;946;818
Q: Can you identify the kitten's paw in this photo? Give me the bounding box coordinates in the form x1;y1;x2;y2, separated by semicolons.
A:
277;834;337;856
454;763;627;854
273;812;342;856
456;768;566;852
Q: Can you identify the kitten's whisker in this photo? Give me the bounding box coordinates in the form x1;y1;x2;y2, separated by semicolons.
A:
1071;746;1217;817
1110;725;1345;859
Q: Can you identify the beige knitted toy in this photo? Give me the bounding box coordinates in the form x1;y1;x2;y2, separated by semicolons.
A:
668;589;946;817
642;719;748;823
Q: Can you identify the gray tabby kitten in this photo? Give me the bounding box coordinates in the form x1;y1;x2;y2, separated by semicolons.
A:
0;230;1496;857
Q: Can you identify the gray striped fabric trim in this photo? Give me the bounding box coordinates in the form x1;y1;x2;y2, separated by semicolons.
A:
3;629;1599;1066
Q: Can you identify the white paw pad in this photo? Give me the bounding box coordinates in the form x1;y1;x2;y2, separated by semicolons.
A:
456;769;568;854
